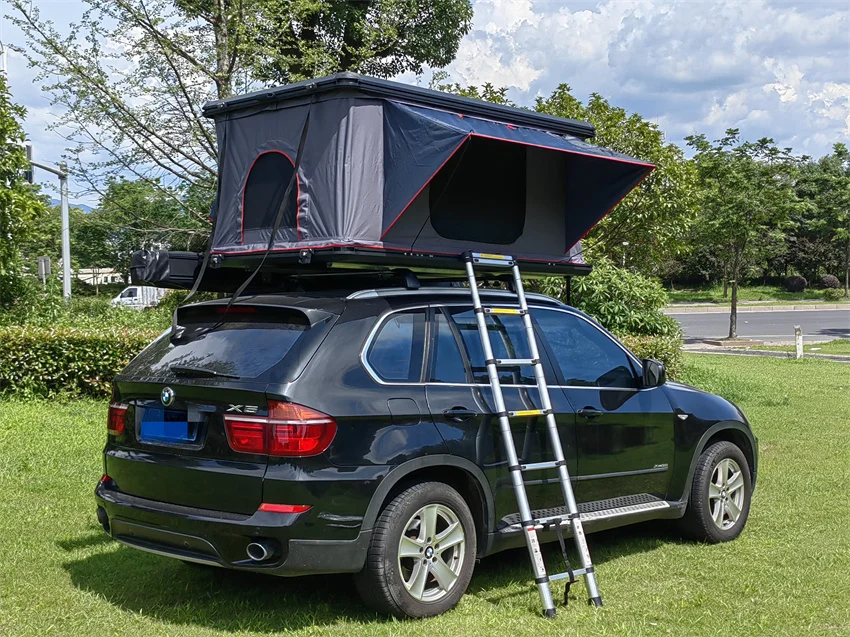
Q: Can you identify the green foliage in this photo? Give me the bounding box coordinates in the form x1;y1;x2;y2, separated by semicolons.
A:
784;275;807;292
823;287;845;301
537;258;680;337
0;75;46;299
820;274;841;289
253;0;473;84
620;333;684;381
0;326;160;398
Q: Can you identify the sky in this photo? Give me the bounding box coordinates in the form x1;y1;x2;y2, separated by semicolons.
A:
2;0;849;206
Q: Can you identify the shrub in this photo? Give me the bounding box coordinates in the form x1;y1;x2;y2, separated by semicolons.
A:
785;275;808;292
0;326;161;398
536;257;680;337
620;333;684;381
823;287;845;301
820;274;841;289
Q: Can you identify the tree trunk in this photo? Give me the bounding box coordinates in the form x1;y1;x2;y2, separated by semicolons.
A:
845;233;850;298
723;262;729;298
728;250;740;339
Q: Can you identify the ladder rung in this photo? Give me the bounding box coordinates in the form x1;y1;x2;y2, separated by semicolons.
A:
481;306;526;316
549;567;590;582
534;514;573;528
468;252;516;267
509;409;550;418
518;460;565;472
490;358;538;366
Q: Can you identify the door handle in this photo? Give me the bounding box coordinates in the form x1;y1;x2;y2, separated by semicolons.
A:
577;407;603;419
443;407;478;423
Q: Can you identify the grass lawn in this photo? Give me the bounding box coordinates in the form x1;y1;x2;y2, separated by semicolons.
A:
734;339;850;356
667;284;849;305
1;355;849;636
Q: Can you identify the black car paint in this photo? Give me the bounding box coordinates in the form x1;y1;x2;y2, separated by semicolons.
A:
95;291;757;576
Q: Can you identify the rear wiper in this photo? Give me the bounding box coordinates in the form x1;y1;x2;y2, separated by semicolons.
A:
170;365;240;379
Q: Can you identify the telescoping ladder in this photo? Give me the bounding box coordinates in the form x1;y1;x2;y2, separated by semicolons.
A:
463;251;603;617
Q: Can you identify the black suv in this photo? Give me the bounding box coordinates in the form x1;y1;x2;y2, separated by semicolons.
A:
95;287;757;618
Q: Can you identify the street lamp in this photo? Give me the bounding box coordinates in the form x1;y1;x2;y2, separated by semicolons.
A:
622;241;629;268
30;160;72;300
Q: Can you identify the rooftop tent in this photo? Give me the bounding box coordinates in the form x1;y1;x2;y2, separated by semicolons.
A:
203;73;654;271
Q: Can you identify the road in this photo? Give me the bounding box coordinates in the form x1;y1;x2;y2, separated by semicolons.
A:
668;308;850;343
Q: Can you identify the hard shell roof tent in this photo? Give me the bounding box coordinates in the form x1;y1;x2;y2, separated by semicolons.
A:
132;73;654;290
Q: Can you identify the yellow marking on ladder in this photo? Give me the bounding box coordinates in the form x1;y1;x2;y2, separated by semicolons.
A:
487;308;521;315
478;253;510;260
513;409;545;417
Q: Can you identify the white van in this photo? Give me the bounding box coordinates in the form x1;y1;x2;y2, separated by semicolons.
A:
111;286;168;310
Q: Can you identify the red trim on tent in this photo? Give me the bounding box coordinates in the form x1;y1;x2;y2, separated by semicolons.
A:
379;132;473;240
240;150;302;244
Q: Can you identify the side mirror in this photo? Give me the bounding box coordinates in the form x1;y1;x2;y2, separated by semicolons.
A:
641;359;666;388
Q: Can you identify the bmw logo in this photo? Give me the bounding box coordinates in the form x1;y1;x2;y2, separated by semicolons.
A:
161;387;175;407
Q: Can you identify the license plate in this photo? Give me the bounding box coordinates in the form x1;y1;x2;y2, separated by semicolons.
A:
139;406;198;443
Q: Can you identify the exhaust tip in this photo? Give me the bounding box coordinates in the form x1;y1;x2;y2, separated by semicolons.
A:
246;540;278;562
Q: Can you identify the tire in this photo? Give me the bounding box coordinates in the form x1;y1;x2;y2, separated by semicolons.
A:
679;441;752;543
354;481;477;618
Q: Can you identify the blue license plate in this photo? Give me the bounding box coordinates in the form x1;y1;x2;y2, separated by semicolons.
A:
139;407;196;443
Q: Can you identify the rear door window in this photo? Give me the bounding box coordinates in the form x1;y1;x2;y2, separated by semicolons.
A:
447;307;539;385
127;306;333;382
367;310;427;383
428;310;468;383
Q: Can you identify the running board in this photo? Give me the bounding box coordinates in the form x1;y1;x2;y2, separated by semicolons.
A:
500;496;670;533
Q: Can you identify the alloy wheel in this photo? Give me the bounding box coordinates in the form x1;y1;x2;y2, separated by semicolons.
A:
397;503;466;602
708;457;746;530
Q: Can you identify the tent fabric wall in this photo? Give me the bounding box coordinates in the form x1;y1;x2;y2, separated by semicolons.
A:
208;90;654;265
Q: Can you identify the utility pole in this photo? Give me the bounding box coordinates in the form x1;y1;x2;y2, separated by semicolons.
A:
0;38;7;76
30;160;72;301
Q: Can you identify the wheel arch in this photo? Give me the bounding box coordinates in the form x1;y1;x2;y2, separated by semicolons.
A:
683;421;758;506
362;455;494;556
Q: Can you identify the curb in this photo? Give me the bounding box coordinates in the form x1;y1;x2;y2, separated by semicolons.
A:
665;304;850;314
686;349;850;363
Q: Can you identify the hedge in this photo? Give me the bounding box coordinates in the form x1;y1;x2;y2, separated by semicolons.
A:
620;333;684;381
0;326;161;399
1;324;684;400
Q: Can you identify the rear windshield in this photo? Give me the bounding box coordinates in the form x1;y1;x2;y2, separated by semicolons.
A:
126;307;333;382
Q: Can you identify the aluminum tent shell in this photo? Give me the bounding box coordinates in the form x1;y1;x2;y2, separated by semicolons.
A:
205;73;654;269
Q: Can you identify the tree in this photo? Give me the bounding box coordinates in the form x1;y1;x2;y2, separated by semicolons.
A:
795;144;850;296
535;86;700;270
253;1;473;84
0;74;45;306
686;130;802;338
9;0;472;224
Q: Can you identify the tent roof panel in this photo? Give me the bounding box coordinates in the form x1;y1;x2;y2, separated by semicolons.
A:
202;72;596;139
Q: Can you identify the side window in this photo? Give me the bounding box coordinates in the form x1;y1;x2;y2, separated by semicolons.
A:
535;310;637;388
367;311;426;382
243;151;298;233
448;308;537;385
429;310;467;383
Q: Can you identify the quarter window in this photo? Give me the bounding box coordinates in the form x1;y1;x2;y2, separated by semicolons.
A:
535;310;637;388
429;310;467;383
367;311;426;382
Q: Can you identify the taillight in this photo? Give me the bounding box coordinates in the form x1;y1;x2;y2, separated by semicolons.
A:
107;403;128;436
224;401;336;457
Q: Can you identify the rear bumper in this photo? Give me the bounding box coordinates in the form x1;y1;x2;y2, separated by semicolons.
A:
95;483;370;576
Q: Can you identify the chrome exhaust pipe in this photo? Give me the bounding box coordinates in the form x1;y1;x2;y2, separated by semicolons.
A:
246;541;278;562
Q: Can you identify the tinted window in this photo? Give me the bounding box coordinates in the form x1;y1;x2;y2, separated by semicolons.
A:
243;151;298;232
448;308;536;385
128;308;329;381
368;311;426;382
429;311;467;383
536;310;636;388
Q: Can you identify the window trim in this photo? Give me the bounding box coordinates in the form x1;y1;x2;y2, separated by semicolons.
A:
241;150;302;243
361;303;646;390
363;308;428;384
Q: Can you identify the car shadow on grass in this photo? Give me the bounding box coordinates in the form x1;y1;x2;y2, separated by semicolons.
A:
61;520;682;631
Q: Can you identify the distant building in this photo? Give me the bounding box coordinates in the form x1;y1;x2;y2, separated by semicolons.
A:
75;267;124;286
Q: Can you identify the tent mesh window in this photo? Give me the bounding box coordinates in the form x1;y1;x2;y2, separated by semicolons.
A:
429;136;527;245
242;151;298;236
